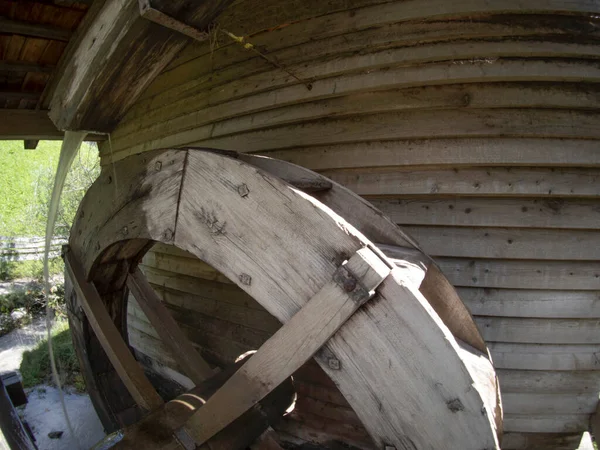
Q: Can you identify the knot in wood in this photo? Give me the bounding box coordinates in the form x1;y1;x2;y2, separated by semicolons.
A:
239;273;252;286
154;161;162;172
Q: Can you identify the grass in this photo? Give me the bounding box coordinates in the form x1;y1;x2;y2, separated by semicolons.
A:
0;257;64;282
19;320;85;391
0;140;99;238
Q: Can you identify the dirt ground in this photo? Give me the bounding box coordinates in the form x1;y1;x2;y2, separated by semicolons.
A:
0;317;105;449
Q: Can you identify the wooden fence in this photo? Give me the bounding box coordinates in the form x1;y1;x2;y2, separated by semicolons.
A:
0;236;67;262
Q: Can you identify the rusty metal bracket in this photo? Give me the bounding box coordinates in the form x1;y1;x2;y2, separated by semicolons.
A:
138;0;209;42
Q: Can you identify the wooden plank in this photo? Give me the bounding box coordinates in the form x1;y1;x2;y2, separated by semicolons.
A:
475;317;600;344
503;414;589;433
138;264;265;311
148;11;600;106
239;153;487;353
403;226;600;260
488;343;600;370
141;251;232;284
0;378;36;450
0;61;55;73
152;285;281;334
114;76;600;152
0;17;72;41
369;197;600;229
65;251;164;411
103;58;600;161
112;357;295;450
261;138;600;171
170;0;600;71
48;0;234;132
23;140;39;150
323;167;600;197
0;109;104;140
458;288;600;318
182;248;391;446
118;32;600;137
502;432;585;450
127;268;214;385
503;392;599;415
497;370;600;394
436;258;600;290
194;109;600;152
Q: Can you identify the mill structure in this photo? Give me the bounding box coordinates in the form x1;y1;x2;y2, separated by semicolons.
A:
0;0;599;449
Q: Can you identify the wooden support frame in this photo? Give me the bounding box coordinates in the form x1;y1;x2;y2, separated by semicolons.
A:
64;250;164;411
0;109;105;141
0;17;72;41
48;0;234;133
67;148;501;448
127;268;214;385
181;247;391;445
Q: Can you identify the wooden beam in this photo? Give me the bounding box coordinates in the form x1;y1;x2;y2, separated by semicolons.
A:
0;92;41;101
48;0;234;133
64;250;164;412
0;109;105;140
0;17;71;41
127;267;214;385
112;358;295;449
23;140;39;150
181;247;391;446
0;61;55;73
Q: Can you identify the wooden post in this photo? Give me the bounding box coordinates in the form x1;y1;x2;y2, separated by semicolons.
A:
127;268;214;384
0;377;36;450
64;250;164;412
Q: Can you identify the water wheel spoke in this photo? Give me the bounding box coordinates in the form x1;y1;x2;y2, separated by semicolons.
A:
64;250;164;411
179;247;391;446
127;267;214;385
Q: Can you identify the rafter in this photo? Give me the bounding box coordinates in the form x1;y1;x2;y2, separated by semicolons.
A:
0;17;72;41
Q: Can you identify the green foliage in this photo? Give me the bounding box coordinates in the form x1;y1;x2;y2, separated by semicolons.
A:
0;282;66;336
0;140;100;238
0;257;64;282
20;320;84;390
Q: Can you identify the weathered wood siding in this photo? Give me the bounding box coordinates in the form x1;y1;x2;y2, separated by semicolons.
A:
101;0;600;448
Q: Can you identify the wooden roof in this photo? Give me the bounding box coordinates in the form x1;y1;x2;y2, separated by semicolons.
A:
0;0;92;145
0;0;231;146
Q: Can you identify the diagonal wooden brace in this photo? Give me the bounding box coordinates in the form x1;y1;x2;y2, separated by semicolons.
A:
178;246;391;446
127;268;214;385
64;250;164;412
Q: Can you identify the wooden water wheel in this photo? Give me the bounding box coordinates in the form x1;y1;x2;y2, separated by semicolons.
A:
65;148;502;449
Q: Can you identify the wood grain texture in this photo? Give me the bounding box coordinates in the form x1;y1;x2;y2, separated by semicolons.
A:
183;248;390;445
87;0;600;442
70;149;500;448
489;343;600;370
370;197;600;229
127;268;214;384
262;138;600;171
458;288;600;318
48;0;234;132
322;167;600;197
65;251;164;411
403;226;600;260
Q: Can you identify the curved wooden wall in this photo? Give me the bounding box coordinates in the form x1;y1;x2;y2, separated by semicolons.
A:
100;0;600;448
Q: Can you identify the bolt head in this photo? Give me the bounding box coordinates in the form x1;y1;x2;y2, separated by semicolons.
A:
328;358;340;370
237;183;249;197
